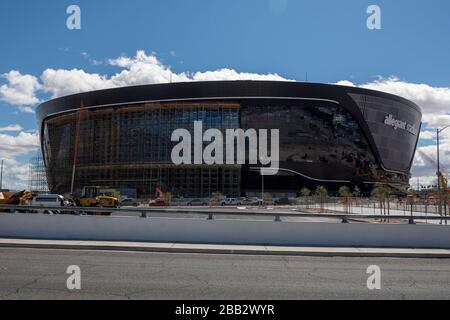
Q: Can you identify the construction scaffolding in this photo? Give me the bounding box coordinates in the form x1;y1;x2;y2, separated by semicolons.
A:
28;154;49;193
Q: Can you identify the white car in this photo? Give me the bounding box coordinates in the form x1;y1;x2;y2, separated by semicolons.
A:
31;194;65;214
221;198;242;206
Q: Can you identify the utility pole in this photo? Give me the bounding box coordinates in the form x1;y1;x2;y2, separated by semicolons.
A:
0;159;3;190
260;156;267;206
261;173;264;206
437;125;450;217
437;128;441;216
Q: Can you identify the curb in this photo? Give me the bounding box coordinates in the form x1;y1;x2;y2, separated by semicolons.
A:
1;239;450;258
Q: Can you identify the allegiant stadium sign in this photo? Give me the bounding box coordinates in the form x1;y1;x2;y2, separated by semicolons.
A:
384;114;419;136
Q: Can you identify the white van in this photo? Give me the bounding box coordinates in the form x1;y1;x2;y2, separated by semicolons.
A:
31;194;65;214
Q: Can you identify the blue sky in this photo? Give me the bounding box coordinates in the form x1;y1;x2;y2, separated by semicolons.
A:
1;0;450;85
0;0;449;188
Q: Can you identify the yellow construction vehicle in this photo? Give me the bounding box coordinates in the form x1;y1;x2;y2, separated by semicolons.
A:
19;192;34;206
0;190;25;205
77;186;119;208
0;190;33;205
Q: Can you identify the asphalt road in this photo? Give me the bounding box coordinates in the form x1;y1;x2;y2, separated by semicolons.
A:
0;248;449;300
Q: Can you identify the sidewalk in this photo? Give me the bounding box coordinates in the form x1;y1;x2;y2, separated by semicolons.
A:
1;238;450;258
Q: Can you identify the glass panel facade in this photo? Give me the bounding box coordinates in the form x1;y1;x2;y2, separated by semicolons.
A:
240;100;408;193
42;99;410;198
349;93;421;172
43;102;241;197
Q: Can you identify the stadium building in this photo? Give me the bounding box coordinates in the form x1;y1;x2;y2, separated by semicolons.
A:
36;81;422;198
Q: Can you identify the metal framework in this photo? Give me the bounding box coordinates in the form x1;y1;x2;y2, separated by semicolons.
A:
28;154;49;193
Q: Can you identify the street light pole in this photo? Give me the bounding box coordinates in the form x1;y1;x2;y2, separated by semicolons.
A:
437;128;441;216
437;125;450;217
261;173;264;206
259;156;267;207
0;159;3;190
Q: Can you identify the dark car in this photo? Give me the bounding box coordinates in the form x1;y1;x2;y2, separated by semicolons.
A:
120;198;140;207
274;198;291;205
188;199;208;206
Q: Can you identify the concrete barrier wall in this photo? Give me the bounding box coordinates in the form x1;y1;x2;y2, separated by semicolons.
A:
0;213;450;248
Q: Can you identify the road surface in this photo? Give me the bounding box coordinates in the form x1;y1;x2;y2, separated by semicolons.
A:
1;247;449;299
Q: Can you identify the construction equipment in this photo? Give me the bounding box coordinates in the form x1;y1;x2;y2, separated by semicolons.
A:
19;192;33;205
418;150;449;222
148;187;170;207
418;150;449;193
0;190;33;205
76;186;119;208
0;191;25;205
0;191;33;213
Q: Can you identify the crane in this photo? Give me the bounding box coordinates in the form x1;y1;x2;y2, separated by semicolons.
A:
418;150;449;224
418;150;449;193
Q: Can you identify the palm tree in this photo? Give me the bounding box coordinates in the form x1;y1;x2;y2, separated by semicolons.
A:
211;191;223;206
353;186;361;213
300;187;311;209
315;186;328;212
371;184;389;221
339;186;351;214
353;186;361;198
262;192;272;206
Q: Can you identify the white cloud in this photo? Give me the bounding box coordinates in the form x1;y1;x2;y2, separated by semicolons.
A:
0;131;40;158
0;124;24;132
2;50;291;106
107;50;191;86
80;51;104;66
362;77;450;110
0;157;31;190
0;131;40;190
409;175;439;190
0;70;41;106
336;77;450;128
41;68;113;98
419;130;435;140
33;50;291;99
335;80;356;87
191;68;287;82
18;106;35;114
412;129;450;181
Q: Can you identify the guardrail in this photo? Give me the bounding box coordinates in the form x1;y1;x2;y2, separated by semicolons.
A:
0;205;449;225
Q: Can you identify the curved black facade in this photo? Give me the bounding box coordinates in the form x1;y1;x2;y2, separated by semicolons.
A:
37;81;422;197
